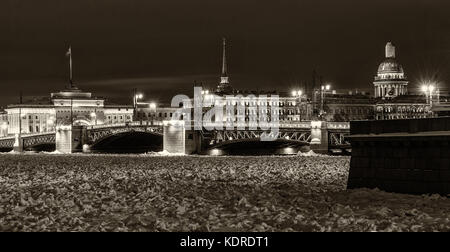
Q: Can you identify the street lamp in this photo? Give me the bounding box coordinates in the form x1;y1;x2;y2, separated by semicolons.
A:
292;90;303;97
90;112;97;125
292;90;304;121
133;92;144;121
421;84;435;105
320;84;332;117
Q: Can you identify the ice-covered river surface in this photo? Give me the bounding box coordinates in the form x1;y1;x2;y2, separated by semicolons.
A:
0;153;449;232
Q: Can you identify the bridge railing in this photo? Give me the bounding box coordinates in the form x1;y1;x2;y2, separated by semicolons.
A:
184;121;314;130
0;131;56;141
326;122;350;130
87;121;163;130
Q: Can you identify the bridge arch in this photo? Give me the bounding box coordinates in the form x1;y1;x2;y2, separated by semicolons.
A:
205;138;310;156
203;130;312;155
87;130;163;153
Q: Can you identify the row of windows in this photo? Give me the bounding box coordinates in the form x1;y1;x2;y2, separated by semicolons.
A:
378;114;430;120
203;101;298;107
138;112;173;118
376;107;427;113
330;108;372;115
106;115;131;120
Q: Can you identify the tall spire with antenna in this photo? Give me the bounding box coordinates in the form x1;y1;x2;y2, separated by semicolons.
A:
66;46;73;89
217;37;232;93
221;38;228;79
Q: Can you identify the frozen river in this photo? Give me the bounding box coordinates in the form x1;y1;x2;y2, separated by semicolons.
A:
0;153;449;232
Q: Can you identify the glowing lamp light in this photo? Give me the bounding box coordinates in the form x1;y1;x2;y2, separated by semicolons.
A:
298;90;303;96
422;84;436;93
292;91;297;96
90;112;96;118
322;84;331;91
149;103;157;109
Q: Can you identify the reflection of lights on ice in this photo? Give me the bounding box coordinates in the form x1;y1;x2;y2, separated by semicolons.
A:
83;144;91;152
282;147;296;155
210;149;222;156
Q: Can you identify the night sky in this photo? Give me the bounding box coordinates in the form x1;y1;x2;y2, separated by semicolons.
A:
1;0;450;106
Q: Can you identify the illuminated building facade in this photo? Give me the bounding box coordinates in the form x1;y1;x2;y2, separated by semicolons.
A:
0;86;133;136
151;41;433;124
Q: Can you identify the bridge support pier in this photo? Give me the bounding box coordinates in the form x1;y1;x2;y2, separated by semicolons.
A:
309;121;329;154
13;134;23;153
55;125;86;154
185;130;202;154
163;121;186;154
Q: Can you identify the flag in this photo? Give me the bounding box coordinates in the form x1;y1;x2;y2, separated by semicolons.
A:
66;46;72;57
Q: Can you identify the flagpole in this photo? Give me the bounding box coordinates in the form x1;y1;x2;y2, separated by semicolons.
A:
69;47;73;88
67;46;73;89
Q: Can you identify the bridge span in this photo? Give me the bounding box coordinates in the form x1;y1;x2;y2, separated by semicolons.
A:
0;121;350;154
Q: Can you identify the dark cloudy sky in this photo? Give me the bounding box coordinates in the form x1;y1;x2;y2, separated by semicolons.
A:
1;0;450;106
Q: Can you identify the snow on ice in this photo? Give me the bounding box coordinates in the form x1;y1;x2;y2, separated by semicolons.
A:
0;154;448;232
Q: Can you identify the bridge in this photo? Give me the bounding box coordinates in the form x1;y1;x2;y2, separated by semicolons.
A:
0;122;163;153
0;132;55;151
0;120;350;154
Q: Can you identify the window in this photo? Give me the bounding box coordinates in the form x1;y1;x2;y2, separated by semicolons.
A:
36;126;40;132
29;126;33;132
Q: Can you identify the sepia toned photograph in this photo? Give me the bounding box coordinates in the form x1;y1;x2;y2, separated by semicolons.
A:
0;0;450;238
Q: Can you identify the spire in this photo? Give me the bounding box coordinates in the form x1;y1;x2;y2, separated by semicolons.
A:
386;42;396;58
66;45;73;88
217;37;232;94
221;38;227;77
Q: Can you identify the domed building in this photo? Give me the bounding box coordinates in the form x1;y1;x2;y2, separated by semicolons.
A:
373;42;409;98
